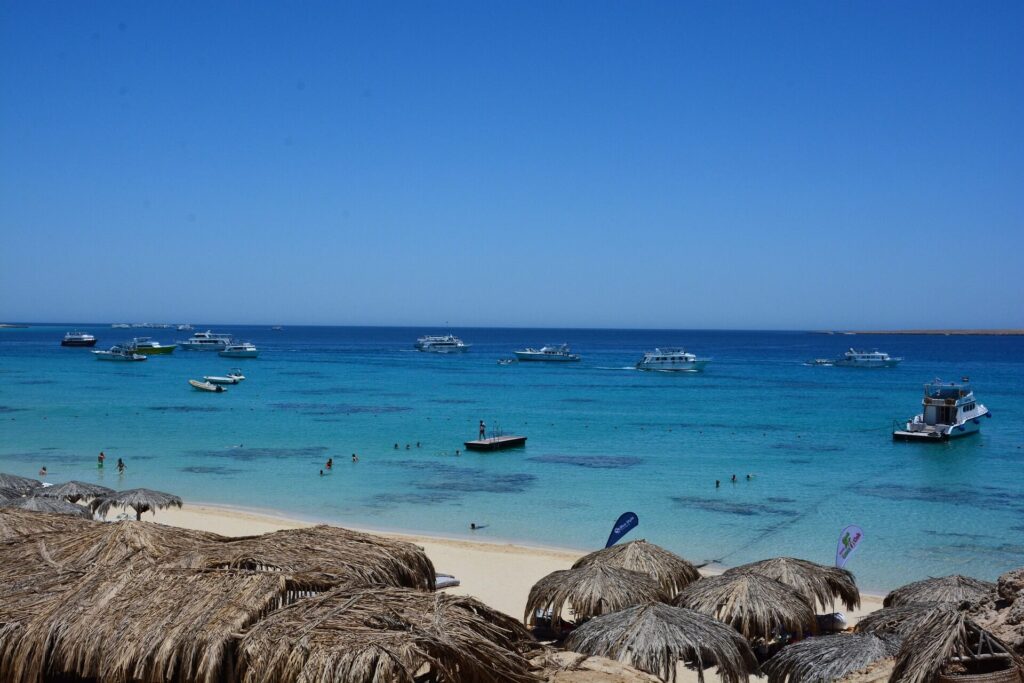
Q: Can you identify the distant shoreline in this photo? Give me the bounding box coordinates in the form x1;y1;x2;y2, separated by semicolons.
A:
818;329;1024;336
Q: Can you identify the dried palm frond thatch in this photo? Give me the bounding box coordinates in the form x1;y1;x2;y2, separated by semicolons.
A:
35;480;114;503
673;573;816;641
525;564;669;631
0;488;19;502
883;574;997;608
206;525;436;590
91;487;182;521
0;507;94;543
572;540;701;597
889;606;1024;683
565;602;758;683
530;650;663;682
0;497;93;519
762;632;899;683
853;602;956;639
236;585;538;683
0;473;41;496
725;557;860;612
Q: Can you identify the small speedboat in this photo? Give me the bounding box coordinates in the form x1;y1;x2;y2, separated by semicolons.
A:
93;346;147;361
227;368;245;381
61;331;97;347
203;375;240;385
497;358;516;366
807;358;834;366
219;342;258;358
130;337;177;355
189;379;226;393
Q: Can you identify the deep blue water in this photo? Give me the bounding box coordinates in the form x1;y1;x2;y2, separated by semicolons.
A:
2;324;1022;591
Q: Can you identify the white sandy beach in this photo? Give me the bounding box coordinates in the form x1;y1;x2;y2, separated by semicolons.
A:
154;503;886;681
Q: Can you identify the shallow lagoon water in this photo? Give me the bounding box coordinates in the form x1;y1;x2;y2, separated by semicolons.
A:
2;325;1022;591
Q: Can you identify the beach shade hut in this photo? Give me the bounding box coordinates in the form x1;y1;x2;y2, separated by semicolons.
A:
854;602;957;640
572;540;701;598
0;496;93;519
0;507;95;543
91;487;183;521
673;573;816;642
884;574;997;608
761;632;899;683
564;602;758;683
889;606;1024;683
725;557;860;612
235;585;538;683
0;473;41;496
525;564;669;632
205;525;437;590
35;480;114;503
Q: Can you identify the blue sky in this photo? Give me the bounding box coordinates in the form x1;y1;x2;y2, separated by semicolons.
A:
1;1;1021;329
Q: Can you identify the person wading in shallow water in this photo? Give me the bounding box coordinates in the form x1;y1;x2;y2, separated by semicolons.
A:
98;452;105;468
117;458;125;474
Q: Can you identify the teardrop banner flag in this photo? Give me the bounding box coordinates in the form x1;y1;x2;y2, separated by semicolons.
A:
836;525;863;569
605;512;639;548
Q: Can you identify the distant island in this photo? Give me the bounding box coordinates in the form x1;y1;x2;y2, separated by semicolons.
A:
818;329;1024;336
0;323;29;328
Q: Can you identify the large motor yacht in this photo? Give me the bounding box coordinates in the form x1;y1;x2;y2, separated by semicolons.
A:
415;335;470;353
219;342;259;358
178;330;232;351
833;348;901;368
893;378;991;441
61;331;97;347
130;337;177;355
514;344;580;362
636;348;709;372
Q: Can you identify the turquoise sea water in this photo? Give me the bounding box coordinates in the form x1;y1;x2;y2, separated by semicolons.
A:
2;325;1022;591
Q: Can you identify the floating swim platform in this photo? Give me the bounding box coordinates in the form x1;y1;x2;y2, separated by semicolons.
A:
464;435;527;451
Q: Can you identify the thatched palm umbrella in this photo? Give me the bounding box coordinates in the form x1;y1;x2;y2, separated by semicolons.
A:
883;574;996;608
761;632;899;683
236;586;537;683
853;602;954;639
565;602;758;683
0;473;41;496
725;557;860;612
889;606;1024;683
0;497;92;519
0;507;94;543
525;564;669;631
673;573;816;641
572;540;700;597
0;488;18;502
91;487;182;521
530;650;663;682
205;525;436;590
36;480;114;504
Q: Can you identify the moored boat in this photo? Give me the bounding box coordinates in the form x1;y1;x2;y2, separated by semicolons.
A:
178;330;232;351
415;334;470;353
93;345;147;361
893;378;991;441
636;348;708;372
61;331;97;347
514;344;580;362
189;379;226;392
219;342;259;358
130;337;177;355
833;348;901;368
203;375;240;385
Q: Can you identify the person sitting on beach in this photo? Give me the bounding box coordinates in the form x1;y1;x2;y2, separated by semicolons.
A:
39;466;47;478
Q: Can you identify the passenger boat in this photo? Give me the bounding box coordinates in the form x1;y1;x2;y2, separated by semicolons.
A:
178;330;232;351
893;378;991;441
189;379;225;392
415;335;470;353
130;337;177;355
514;344;580;362
833;348;901;368
219;342;259;358
636;348;708;372
93;345;147;361
61;331;97;347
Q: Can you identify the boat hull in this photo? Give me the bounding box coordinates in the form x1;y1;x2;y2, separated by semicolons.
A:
893;410;989;441
189;379;225;392
61;339;97;347
179;343;227;351
514;352;579;362
134;345;176;355
637;360;708;372
219;350;259;358
834;360;900;368
93;351;146;361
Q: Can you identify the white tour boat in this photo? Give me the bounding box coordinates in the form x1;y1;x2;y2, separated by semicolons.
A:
61;331;97;347
636;348;709;372
219;342;259;358
93;345;147;362
833;348;901;368
415;335;470;353
893;378;991;441
178;330;233;351
514;344;581;362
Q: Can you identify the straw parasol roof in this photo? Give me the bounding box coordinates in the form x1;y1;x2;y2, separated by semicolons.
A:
205;525;436;590
531;650;663;682
761;632;899;683
0;507;94;543
725;557;860;612
236;585;538;683
0;496;93;519
572;540;700;597
853;602;955;639
883;574;997;608
36;480;114;503
564;602;758;683
673;573;816;641
525;564;670;631
91;487;183;521
0;473;41;496
0;488;19;502
889;606;1024;683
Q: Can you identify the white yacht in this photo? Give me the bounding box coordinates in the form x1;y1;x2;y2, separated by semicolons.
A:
833;348;901;368
177;323;194;331
219;342;259;358
178;330;232;351
130;337;177;355
514;344;580;362
415;335;470;353
636;348;709;372
93;345;147;362
893;378;991;441
61;331;97;347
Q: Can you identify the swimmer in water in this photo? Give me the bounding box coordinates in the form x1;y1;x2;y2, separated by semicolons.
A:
117;458;125;473
394;443;399;450
326;458;333;470
731;474;737;483
715;480;720;488
351;453;358;462
319;469;324;477
39;466;47;478
98;451;105;468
